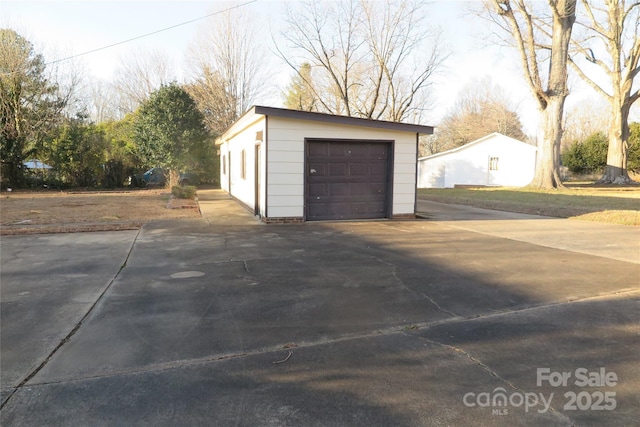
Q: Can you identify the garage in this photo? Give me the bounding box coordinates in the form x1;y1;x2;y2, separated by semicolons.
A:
216;106;433;223
306;140;391;221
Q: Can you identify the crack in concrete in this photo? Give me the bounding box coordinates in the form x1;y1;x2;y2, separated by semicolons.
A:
212;256;282;265
369;254;459;318
456;286;640;324
0;226;144;411
412;333;577;426
22;321;447;388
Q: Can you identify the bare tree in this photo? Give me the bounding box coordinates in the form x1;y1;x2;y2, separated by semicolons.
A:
87;80;119;123
278;0;444;123
187;6;270;134
430;77;528;153
562;100;610;150
278;0;361;116
186;68;239;136
486;0;578;189
112;48;174;115
360;0;443;122
569;0;640;184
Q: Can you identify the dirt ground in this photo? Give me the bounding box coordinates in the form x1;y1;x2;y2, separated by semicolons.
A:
0;189;200;235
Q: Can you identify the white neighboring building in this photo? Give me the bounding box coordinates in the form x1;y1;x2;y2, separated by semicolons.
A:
418;133;537;188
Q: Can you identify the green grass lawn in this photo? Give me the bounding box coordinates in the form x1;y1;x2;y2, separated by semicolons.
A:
417;185;640;225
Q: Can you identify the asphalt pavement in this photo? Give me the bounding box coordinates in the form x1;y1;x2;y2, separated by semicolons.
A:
1;190;638;426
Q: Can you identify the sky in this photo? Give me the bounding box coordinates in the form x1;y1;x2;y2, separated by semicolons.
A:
2;0;630;136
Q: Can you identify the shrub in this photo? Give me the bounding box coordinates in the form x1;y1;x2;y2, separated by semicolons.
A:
561;132;607;174
171;185;197;199
101;160;126;188
629;122;640;173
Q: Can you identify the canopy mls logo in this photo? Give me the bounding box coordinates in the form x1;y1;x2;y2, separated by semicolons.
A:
463;388;553;415
462;367;618;416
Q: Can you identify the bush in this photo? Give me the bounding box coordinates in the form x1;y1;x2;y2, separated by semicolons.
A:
171;185;197;199
629;123;640;173
101;160;126;188
561;132;607;174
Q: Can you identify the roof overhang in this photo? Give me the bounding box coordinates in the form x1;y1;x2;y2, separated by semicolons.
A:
216;105;434;145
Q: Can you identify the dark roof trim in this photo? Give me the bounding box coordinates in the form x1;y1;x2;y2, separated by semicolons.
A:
253;105;434;134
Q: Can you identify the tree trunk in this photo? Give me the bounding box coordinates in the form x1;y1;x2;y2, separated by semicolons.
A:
600;101;633;184
521;0;576;189
530;96;565;188
528;0;575;189
168;169;180;188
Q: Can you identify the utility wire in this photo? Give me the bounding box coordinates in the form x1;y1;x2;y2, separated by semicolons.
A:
44;0;258;66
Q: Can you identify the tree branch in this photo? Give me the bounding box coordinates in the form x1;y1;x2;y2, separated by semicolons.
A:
567;57;611;99
489;0;547;108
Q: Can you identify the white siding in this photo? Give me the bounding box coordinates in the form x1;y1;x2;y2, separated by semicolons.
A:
418;157;445;188
267;116;417;217
418;134;536;188
220;117;266;214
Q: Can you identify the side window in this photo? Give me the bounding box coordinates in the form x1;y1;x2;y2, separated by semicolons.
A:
489;157;499;171
241;149;247;179
222;155;226;175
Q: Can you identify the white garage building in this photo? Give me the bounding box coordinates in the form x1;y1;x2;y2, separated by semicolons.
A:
216;106;433;222
418;133;537;188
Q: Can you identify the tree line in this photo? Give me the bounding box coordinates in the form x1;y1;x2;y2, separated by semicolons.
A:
0;29;218;189
2;0;639;189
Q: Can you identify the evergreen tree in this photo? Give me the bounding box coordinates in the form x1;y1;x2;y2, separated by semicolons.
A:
133;83;211;184
284;63;317;111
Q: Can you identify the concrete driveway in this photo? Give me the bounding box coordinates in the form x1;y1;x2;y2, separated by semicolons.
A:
2;190;639;426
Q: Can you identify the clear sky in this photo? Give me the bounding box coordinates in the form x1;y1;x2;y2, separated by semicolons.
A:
3;0;628;136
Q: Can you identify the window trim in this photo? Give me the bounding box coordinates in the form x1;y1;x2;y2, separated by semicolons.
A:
489;156;499;171
241;149;247;179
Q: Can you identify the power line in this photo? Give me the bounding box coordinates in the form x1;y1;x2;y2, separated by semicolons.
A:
45;0;258;66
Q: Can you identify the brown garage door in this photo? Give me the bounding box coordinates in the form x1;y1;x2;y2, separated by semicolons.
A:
306;140;391;221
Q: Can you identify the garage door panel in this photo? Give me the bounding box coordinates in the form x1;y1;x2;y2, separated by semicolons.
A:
350;203;368;215
308;163;326;176
307;201;387;220
329;163;348;176
306;140;391;221
308;183;327;197
329;183;349;196
350;182;372;196
351;201;386;214
370;144;388;157
308;142;328;157
329;143;347;157
370;182;386;194
369;162;387;176
328;202;350;216
349;163;368;176
348;144;369;156
307;203;327;218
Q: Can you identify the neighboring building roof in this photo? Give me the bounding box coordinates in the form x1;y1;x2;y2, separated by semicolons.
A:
216;105;434;145
418;132;536;161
